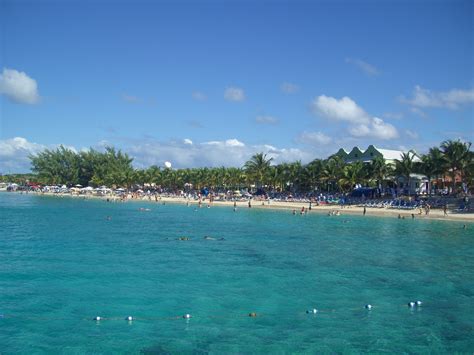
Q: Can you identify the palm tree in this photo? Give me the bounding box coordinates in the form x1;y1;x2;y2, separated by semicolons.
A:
416;147;445;195
338;161;366;192
463;151;474;190
368;156;393;194
286;161;303;193
321;156;345;192
303;159;324;193
394;151;417;195
243;153;273;188
441;139;472;194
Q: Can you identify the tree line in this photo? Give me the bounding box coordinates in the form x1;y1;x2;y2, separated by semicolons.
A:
1;139;472;195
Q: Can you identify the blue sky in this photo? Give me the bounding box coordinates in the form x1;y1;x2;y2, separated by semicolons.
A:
1;0;473;172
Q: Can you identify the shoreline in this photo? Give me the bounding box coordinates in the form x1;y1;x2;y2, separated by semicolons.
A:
9;191;473;223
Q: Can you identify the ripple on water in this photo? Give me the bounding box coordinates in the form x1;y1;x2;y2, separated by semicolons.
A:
0;193;473;353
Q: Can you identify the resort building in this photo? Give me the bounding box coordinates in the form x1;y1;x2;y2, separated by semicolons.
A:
334;145;420;165
333;145;427;195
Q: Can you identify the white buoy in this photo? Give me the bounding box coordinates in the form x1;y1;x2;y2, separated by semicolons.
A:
416;301;422;307
306;309;318;314
408;302;416;308
125;316;133;321
183;314;192;319
94;316;102;321
365;304;372;310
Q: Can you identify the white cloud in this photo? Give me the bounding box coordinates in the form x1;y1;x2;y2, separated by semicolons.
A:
312;95;370;124
298;131;332;146
0;68;40;104
255;115;279;125
349;117;399;140
383;112;404;120
129;138;313;169
0;136;319;173
122;94;143;104
345;58;379;76
312;95;399;140
280;82;299;94
410;107;428;118
405;129;419;139
401;85;474;110
224;87;245;102
0;137;46;173
203;138;245;147
192;91;207;101
183;138;193;145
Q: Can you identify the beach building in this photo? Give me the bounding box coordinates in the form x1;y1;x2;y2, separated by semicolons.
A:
333;145;427;195
334;145;420;165
396;173;429;195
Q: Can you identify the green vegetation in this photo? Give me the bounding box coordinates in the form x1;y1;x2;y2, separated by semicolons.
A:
1;140;472;195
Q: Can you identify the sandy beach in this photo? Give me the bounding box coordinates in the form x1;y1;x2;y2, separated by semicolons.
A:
24;191;474;223
160;196;474;223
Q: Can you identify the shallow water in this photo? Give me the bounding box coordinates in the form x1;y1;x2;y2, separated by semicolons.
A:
1;193;473;353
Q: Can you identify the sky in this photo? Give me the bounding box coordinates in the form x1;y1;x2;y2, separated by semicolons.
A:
0;0;473;173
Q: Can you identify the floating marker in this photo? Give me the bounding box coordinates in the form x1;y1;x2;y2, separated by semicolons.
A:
306;309;318;314
416;301;422;307
93;316;102;321
408;302;416;308
183;314;191;319
365;304;372;310
125;316;133;321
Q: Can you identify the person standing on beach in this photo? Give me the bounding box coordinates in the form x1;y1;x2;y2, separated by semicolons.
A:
443;204;448;216
363;206;366;216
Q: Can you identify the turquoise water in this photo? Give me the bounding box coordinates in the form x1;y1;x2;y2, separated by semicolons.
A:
1;193;473;353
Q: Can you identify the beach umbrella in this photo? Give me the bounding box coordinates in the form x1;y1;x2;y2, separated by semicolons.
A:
75;184;82;188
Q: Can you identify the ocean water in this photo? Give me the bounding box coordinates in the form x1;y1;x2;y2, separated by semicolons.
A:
0;193;473;354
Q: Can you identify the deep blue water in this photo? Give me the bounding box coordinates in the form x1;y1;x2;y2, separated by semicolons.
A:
0;193;473;353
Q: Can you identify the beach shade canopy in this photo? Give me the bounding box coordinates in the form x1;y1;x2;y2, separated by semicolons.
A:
116;188;126;191
350;187;377;198
82;186;93;191
75;184;82;187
